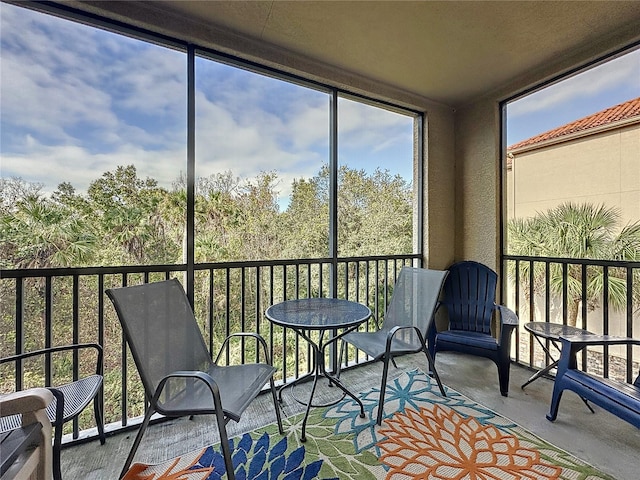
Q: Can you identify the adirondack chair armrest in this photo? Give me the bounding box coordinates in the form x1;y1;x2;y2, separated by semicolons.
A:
214;332;273;365
1;388;54;419
557;335;640;372
495;305;518;348
496;305;519;326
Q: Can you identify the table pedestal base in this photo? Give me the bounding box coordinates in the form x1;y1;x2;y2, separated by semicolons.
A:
277;330;365;442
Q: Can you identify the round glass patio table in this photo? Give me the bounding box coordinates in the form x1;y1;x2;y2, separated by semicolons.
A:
265;298;371;441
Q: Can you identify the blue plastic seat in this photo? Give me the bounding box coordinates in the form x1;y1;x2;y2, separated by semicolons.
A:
427;261;519;396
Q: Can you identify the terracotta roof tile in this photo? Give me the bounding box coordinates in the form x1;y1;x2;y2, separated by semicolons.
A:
508;96;640;151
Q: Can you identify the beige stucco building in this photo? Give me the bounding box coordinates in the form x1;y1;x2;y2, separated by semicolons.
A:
505;98;640;339
506;97;640;225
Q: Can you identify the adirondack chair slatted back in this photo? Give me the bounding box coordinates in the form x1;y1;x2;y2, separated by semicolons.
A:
441;261;497;334
106;279;214;407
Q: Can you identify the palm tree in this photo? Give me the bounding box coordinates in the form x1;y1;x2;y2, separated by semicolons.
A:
507;202;640;326
0;194;96;269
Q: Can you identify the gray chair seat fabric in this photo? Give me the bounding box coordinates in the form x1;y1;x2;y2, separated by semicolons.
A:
49;375;103;423
343;329;422;360
157;364;277;421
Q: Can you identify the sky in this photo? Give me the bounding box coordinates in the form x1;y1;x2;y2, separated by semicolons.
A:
1;2;638;207
507;49;640;146
0;3;413;209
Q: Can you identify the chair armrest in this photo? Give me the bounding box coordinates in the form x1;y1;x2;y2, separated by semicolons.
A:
495;305;518;349
0;388;54;480
1;343;104;376
152;370;228;418
0;389;54;420
557;335;639;373
214;332;273;366
386;325;427;348
496;305;519;326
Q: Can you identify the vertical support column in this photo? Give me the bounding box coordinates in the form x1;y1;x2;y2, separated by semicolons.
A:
329;91;339;373
186;45;196;306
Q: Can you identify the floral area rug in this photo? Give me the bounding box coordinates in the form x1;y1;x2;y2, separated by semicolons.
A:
122;369;612;480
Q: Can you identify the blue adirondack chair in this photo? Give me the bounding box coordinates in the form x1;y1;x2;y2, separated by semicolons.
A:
427;261;519;396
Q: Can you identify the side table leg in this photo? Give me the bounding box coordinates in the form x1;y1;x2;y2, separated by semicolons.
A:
521;361;559;389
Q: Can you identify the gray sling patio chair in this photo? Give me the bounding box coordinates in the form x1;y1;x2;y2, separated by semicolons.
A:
340;267;448;425
106;279;283;480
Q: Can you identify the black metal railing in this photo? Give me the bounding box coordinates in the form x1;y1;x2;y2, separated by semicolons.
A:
3;254;638;444
0;254;418;442
503;255;640;384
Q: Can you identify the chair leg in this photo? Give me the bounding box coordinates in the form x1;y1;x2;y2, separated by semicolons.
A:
376;354;393;425
546;386;563;422
49;388;65;480
214;408;235;480
336;341;346;379
422;349;447;397
94;392;106;445
52;422;63;480
269;377;284;434
119;407;154;479
498;358;510;397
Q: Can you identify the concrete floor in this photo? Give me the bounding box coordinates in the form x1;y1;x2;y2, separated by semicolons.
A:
62;353;639;479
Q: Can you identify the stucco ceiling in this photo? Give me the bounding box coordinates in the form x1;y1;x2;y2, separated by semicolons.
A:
71;1;640;107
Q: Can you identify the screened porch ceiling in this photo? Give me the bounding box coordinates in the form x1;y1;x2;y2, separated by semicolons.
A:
72;0;640;107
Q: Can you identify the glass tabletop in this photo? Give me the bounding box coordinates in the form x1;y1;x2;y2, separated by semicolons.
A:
265;298;371;330
524;322;593;340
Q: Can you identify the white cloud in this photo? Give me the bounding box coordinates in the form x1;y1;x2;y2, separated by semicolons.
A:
509;49;640;117
1;2;414;203
337;99;413;152
2;137;185;194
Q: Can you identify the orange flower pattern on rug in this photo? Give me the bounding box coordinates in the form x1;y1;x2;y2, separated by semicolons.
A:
377;404;562;480
122;448;214;480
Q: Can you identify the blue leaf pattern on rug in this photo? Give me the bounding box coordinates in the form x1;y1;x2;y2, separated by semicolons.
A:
185;432;328;480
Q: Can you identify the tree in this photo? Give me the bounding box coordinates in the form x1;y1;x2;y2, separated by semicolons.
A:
0;190;96;269
282;165;413;259
0;177;44;215
280;175;329;260
87;165;179;264
507;202;640;326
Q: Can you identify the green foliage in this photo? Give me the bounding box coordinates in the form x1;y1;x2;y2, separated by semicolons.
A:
507;202;640;326
1;163;414;430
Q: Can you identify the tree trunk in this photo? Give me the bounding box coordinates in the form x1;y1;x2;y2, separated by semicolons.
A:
567;298;580;327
